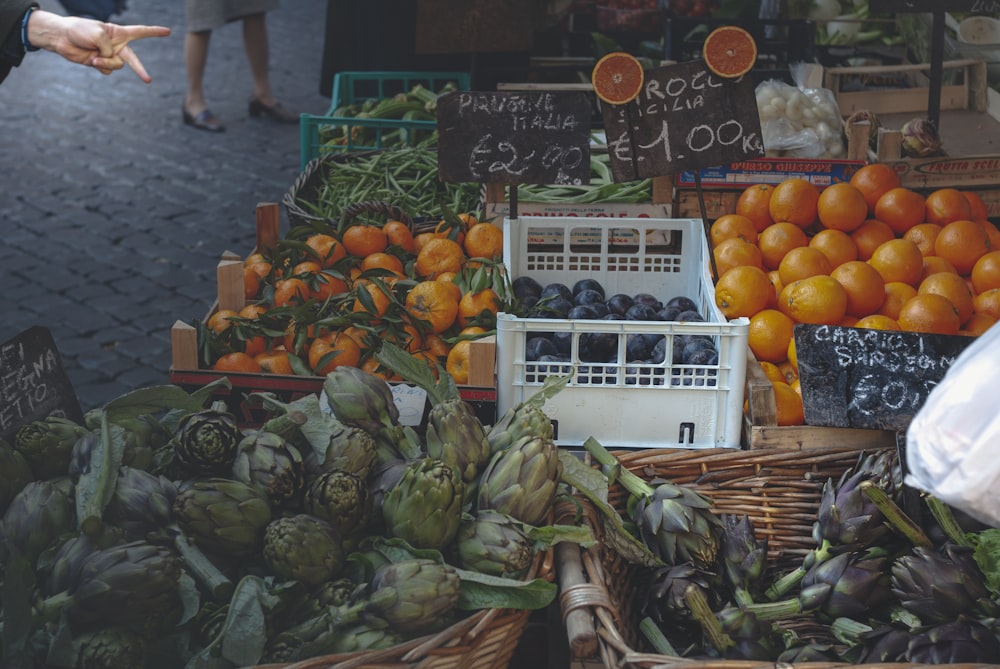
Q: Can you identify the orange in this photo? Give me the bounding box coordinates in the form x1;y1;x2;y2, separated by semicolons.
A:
714;236;764;275
710;214;758;247
359;355;398;382
903;223;942;257
874;187;925;235
816;182;868;232
207;309;238;334
879;282;918;320
963;191;990;222
766;270;783;308
934;219;991;276
971;250;1000;294
212;351;262;374
239;303;268;320
980;220;1000;250
736;184;775;232
838;314;859;327
921;256;959;281
342;225;388;257
405;280;460;333
918;271;974;325
786;336;797;368
351;280;392;319
310;271;349;301
868;238;924;286
458;289;500;328
464;222;504;261
974;288;1000;320
434;218;467;246
772;381;805;426
384;219;417;254
963;312;997;336
703;25;758;78
791;378;803;398
308;331;362;375
254;350;294;375
769;178;820;229
777;275;848;325
748;309;795;364
392;318;426;354
897;293;960;335
809;229;857;269
341;325;372;352
240;333;269;358
273;277;311;307
591;51;645;105
851;219;895;261
759;361;786;384
305;234;347;268
436;273;464;302
924;188;973;226
853;314;900;331
415;237;465;279
292;260;323;277
849;162;902;213
445;339;472;384
777;246;832;286
244;267;262;301
830;260;885;317
714;265;773;319
244;252;273;279
422;332;452;361
758;222;809;270
360;252;405;278
778;360;799;384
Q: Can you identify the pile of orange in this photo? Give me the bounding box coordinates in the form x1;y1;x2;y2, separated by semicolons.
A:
716;166;999;426
206;211;507;385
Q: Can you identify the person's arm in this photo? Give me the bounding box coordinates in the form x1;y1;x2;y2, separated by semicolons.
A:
0;0;37;83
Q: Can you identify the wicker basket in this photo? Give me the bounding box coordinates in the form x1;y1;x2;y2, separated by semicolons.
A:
251;549;554;669
553;444;967;669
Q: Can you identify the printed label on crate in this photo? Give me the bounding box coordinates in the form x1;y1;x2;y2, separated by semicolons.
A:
888;156;1000;189
485;202;673;219
675;158;865;188
794;324;973;432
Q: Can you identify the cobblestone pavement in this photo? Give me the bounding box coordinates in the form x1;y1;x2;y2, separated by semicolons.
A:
0;0;331;411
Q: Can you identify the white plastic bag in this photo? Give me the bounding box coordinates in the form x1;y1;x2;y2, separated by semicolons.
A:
905;323;1000;528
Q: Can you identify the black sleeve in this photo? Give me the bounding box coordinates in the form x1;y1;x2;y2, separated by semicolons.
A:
0;0;41;84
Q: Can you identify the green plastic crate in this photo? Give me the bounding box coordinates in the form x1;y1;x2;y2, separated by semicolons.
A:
299;71;471;169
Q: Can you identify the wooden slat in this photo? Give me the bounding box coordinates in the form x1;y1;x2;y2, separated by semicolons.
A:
170;321;199;371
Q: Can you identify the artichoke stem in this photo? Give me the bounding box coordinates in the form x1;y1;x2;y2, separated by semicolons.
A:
859;481;932;548
33;590;74;625
924;495;974;548
684;584;734;654
732;586;754;609
640;617;679;656
582;438;653;499
173;533;234;601
743;596;806;621
764;540;832;601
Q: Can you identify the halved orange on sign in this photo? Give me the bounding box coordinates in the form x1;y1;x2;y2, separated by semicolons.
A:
703;26;758;79
591;51;644;105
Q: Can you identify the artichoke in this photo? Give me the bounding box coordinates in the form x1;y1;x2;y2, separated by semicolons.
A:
890;543;1000;624
105;466;177;539
643;562;715;624
263;514;345;587
303;422;378;480
303;469;373;546
632;478;723;568
905;617;1000;663
714;607;778;661
455;510;534;578
365;558;461;634
0;437;33;515
41;525;126;597
382;457;465;551
813;457;893;550
323;365;400;434
231;429;306;508
487;400;554;454
174;407;241;474
476;435;561;528
280;577;358;629
719;514;768;607
425;398;492;484
15;415;90;480
72;626;148;669
173;478;272;558
856;622;913;663
0;476;76;565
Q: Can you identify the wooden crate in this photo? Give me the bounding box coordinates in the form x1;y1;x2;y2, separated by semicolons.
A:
742;348;897;451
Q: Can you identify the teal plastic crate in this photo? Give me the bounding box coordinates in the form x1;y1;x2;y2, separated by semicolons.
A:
299;71;471;168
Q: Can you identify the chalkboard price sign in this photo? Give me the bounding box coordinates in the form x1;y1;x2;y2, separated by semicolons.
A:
794;324;973;432
436;90;592;185
868;0;990;12
1;326;84;444
601;60;764;181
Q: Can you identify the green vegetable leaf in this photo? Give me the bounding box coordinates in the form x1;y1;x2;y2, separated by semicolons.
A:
103;383;222;419
455;569;557;611
75;421;126;533
526;523;596;550
970;528;1000;596
376;340;456;405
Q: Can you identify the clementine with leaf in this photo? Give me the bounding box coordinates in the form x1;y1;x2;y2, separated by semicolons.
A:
255;350;294;375
305;234;347;268
458;289;500;328
384;219;416;253
445;339;472;385
415;237;465;279
308;331;362;375
342;225;388;257
207;309;238;334
213;351;262;373
464;222;504;261
360;252;405;278
273;277;311;307
404;280;459;333
351;280;392;319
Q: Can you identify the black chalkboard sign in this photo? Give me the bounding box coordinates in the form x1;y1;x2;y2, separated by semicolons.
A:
794;324;974;432
869;0;988;11
0;326;84;443
601;60;764;182
436;90;592;185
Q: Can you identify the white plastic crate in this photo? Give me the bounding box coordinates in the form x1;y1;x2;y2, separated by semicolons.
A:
497;216;749;449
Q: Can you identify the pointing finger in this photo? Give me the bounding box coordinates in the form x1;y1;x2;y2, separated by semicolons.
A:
120;24;172;43
116;46;153;83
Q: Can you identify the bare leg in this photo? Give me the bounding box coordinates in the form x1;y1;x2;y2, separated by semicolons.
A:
184;30;212;115
242;13;276;106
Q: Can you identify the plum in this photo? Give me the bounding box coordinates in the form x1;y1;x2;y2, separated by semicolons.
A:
573;279;606;299
588;301;610;318
580;331;617;362
625;303;658;321
526;336;558;361
529;296;573;318
666;295;698;313
541;283;573;302
682;338;718;365
513;276;543;299
574;288;606;307
650;338;668;364
606;293;634;316
626;333;663;362
568;305;600;320
654;305;682;321
677;310;705;323
552;331;573;356
632;293;663;311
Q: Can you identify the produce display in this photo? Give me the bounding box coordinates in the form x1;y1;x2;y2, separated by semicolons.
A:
712;168;1000;425
564;438;1000;664
0;362;575;668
